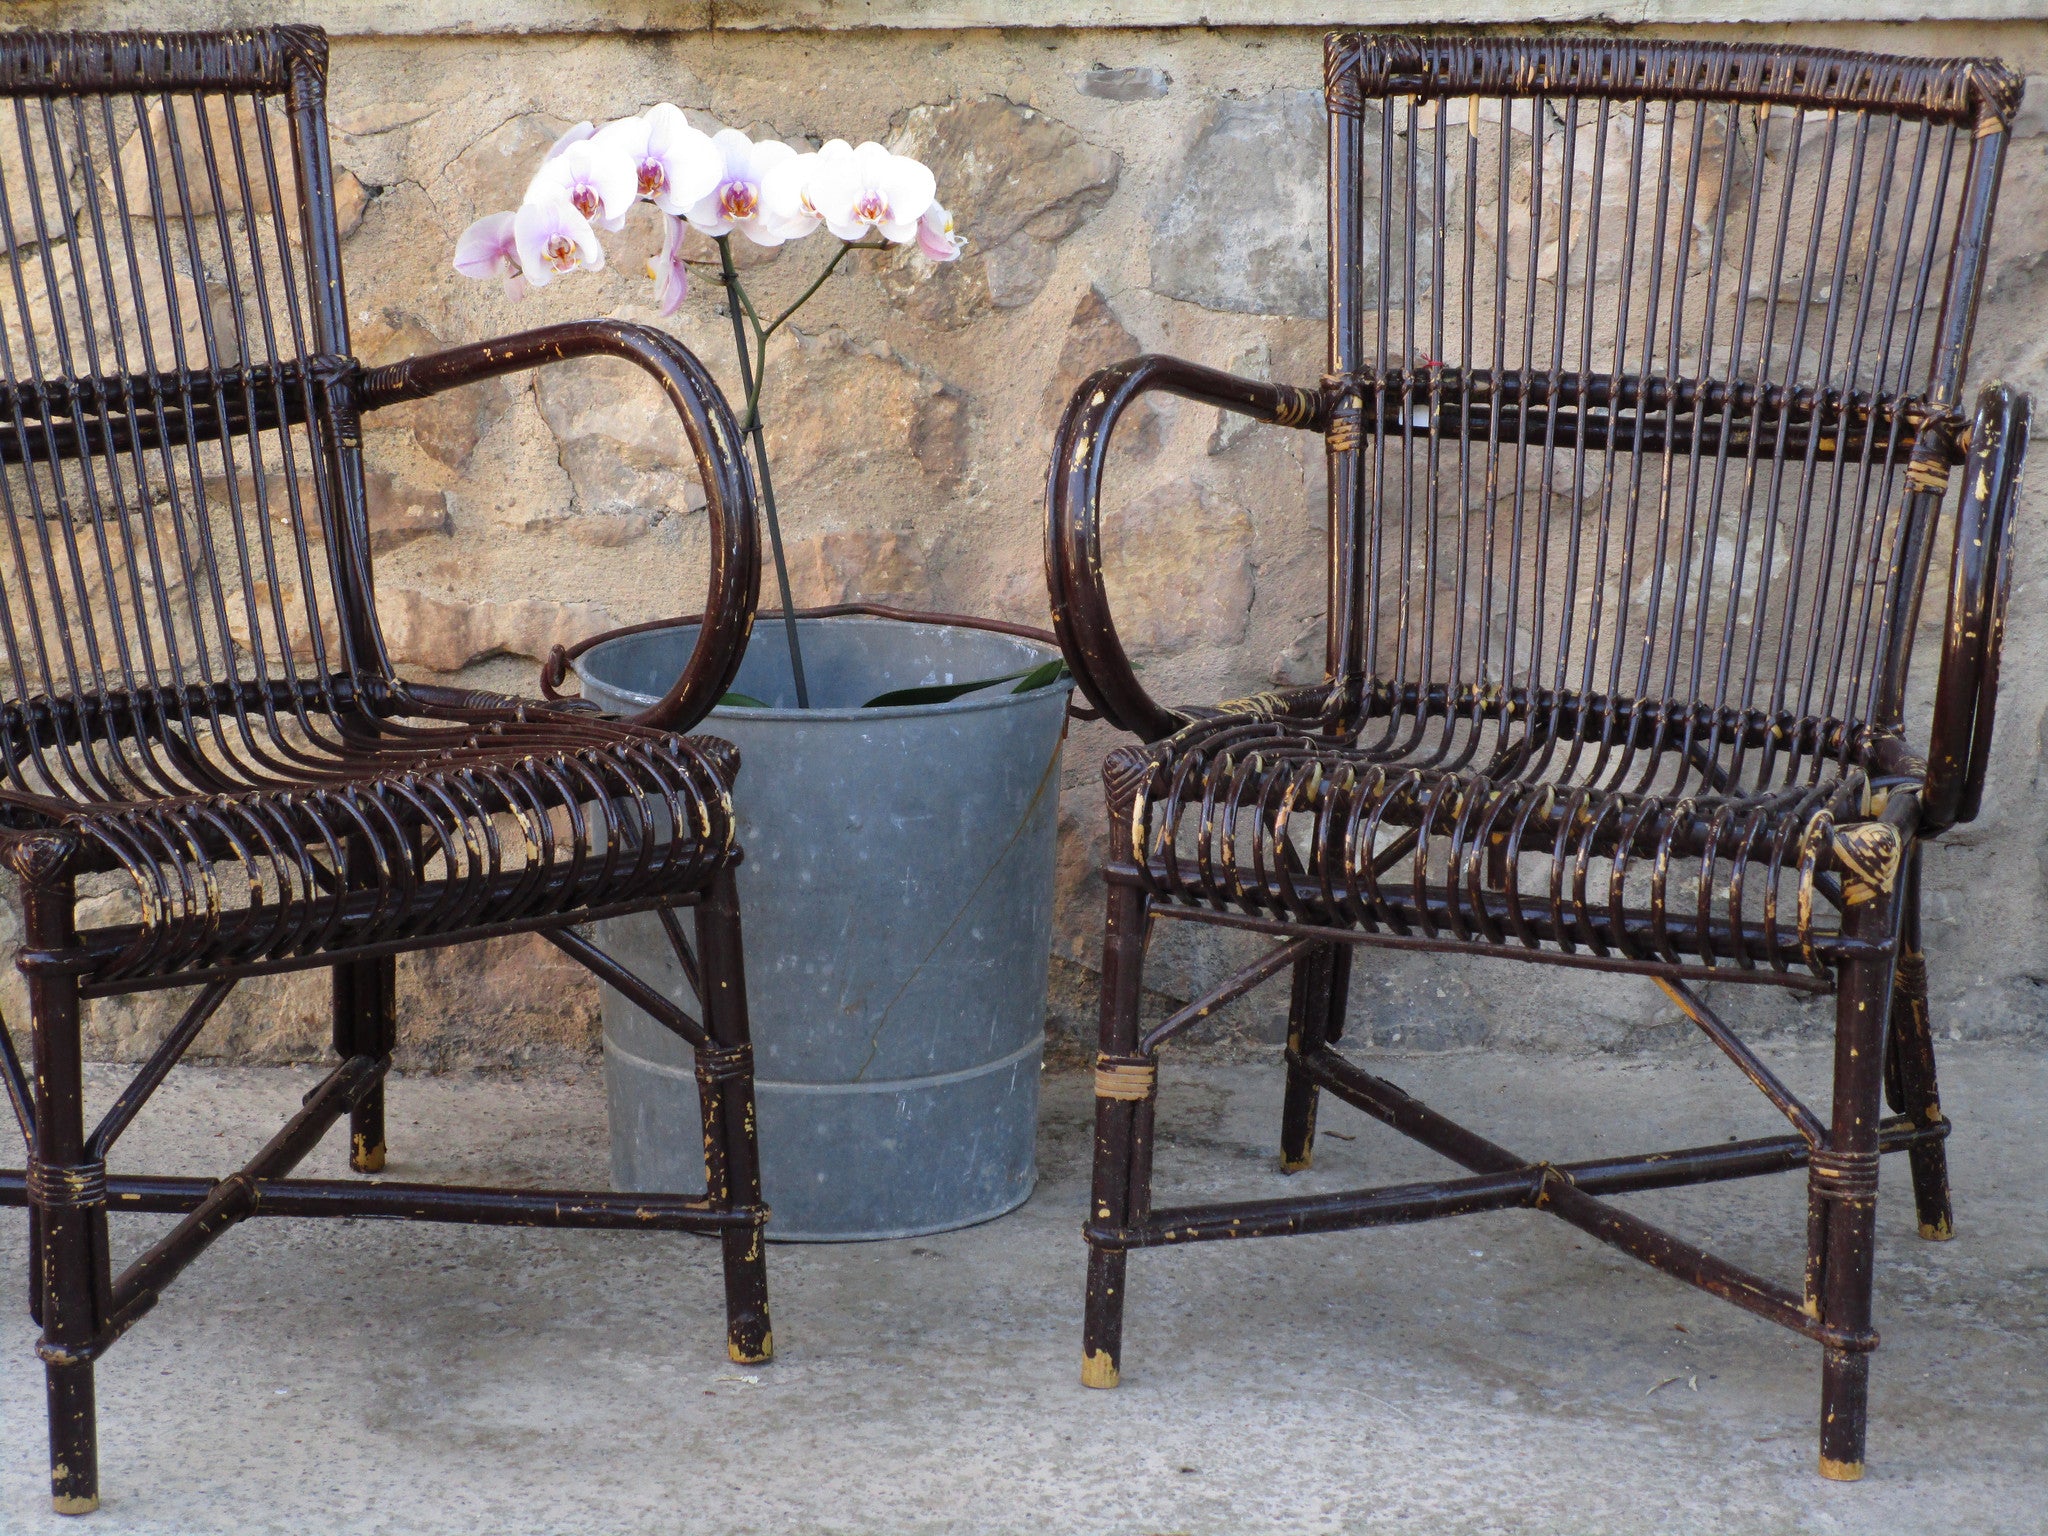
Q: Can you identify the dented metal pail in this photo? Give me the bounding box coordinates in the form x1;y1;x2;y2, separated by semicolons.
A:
573;613;1071;1241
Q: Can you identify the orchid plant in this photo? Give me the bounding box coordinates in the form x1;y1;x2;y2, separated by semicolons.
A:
454;110;971;709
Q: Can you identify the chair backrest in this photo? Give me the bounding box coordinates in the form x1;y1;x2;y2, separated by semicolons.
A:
1322;34;2021;791
0;27;371;806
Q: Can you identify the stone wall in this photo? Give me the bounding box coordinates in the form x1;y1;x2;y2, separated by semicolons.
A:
3;7;2047;1066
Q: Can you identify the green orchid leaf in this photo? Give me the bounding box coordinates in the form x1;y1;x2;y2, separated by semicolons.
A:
718;691;772;708
861;659;1072;708
1010;659;1071;693
861;669;1032;708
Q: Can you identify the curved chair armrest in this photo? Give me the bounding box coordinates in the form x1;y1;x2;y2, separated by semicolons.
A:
358;321;759;736
1045;354;1327;742
1924;381;2031;834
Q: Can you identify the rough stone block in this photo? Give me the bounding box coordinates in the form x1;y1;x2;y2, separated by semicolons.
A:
1099;480;1255;654
889;96;1120;324
380;588;617;672
1076;64;1171;102
1040;285;1161;455
356;308;513;469
1151;90;1326;317
535;354;708;541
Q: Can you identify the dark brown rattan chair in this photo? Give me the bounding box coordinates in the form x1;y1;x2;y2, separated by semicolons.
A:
1049;33;2029;1480
0;27;771;1513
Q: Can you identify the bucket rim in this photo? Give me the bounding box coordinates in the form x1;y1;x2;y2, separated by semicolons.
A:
571;612;1076;723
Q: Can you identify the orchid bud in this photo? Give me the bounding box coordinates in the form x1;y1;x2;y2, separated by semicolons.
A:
915;200;964;262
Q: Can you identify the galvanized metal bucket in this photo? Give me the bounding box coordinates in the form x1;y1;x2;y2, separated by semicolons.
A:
572;611;1073;1241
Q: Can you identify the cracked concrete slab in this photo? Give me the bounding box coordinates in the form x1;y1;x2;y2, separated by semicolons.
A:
3;1044;2044;1533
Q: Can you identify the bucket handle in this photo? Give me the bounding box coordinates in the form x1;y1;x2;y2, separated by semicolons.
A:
541;602;1102;719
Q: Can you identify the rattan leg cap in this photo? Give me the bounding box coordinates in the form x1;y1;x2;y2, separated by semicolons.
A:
729;1331;773;1365
51;1494;98;1516
1918;1217;1953;1242
1280;1150;1313;1173
1081;1349;1120;1389
351;1137;386;1174
1818;1456;1864;1482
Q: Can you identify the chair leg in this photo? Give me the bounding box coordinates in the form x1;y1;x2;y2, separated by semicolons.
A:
1280;943;1350;1172
1810;852;1900;1483
28;1202;43;1328
20;849;102;1515
693;867;773;1366
1882;848;1952;1240
1083;879;1153;1390
333;956;396;1173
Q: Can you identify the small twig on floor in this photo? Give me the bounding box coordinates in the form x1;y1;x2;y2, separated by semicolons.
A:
1647;1375;1684;1396
1339;1386;1417;1424
1321;1129;1357;1141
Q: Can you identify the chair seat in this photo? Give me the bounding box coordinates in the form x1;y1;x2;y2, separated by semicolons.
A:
1103;690;1906;978
22;700;739;986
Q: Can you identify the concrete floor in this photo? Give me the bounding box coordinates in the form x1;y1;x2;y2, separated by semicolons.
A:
2;1044;2044;1535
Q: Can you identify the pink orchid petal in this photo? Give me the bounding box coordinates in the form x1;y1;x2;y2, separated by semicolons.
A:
759;154;821;241
650;213;690;315
810;141;940;243
526;139;637;227
453;211;518;280
685;130;806;245
597;104;721;215
916;202;963;262
513;198;603;287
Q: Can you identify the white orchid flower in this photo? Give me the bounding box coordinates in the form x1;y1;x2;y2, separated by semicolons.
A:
453;211;528;299
759;138;854;243
915;200;964;263
524;137;636;233
512;196;605;288
810;141;936;245
593;103;722;217
648;212;690;316
544;121;597;160
684;129;799;246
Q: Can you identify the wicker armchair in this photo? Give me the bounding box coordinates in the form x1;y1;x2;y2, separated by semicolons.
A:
1048;32;2029;1480
0;27;770;1514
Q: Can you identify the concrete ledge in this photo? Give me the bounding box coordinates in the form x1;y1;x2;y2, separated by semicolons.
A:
6;0;2046;37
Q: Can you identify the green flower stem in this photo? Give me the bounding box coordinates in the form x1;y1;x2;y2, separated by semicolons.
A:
713;234;891;711
716;234;809;708
730;235;878;434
